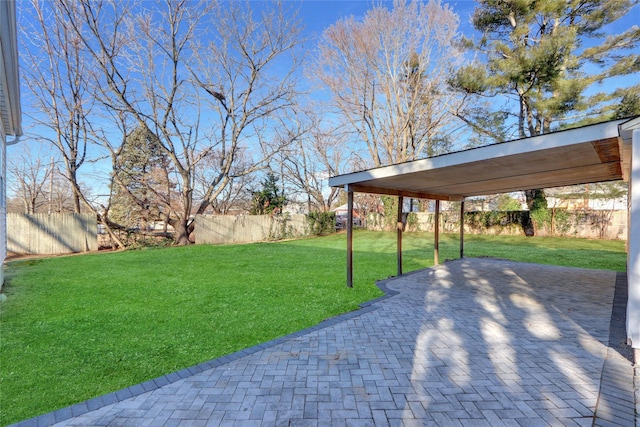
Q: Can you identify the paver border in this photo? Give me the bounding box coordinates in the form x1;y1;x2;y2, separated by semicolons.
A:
593;272;637;427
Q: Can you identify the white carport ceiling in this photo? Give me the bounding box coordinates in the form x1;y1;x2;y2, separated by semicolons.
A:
329;117;639;200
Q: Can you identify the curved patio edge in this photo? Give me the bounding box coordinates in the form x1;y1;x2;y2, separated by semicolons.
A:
9;276;399;427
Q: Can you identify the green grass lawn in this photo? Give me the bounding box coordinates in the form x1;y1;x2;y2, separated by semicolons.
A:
0;230;627;425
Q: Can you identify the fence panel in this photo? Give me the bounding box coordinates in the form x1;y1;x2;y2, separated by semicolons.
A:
366;210;627;240
195;214;308;245
7;213;98;255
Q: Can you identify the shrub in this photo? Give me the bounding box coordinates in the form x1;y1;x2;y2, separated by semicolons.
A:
307;212;336;235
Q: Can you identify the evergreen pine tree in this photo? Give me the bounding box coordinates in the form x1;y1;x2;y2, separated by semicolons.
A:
250;172;287;215
111;126;170;229
450;0;639;234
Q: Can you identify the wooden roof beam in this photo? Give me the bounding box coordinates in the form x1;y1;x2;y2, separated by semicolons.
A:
346;184;464;201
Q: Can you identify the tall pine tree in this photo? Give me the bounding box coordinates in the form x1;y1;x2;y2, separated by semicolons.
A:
111;126;171;230
450;0;640;234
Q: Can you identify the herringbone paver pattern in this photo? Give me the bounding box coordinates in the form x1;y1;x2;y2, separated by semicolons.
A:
15;259;637;426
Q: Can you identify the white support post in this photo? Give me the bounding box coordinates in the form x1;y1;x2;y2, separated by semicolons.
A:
628;128;640;351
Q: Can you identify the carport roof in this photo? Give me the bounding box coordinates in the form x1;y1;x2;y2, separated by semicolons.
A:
329;117;640;201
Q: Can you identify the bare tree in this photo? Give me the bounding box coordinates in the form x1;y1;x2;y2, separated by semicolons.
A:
64;0;206;244
188;1;304;217
21;0;94;213
278;110;347;212
310;0;464;167
6;145;52;214
59;0;303;244
193;149;256;215
21;0;130;247
47;169;80;214
6;143;87;214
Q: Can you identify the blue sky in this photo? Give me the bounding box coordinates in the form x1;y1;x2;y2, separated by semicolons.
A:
10;0;640;202
294;0;638;105
296;0;639;62
297;0;478;35
296;0;638;44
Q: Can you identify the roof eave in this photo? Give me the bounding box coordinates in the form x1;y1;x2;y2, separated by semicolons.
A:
329;119;628;190
1;0;22;137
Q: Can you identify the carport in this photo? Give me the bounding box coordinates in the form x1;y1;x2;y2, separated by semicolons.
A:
329;116;640;357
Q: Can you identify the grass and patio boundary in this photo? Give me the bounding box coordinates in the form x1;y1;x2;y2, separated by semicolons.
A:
0;231;627;425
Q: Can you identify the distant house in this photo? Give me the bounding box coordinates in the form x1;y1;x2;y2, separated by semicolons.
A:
332;203;363;228
1;0;22;287
283;201;308;215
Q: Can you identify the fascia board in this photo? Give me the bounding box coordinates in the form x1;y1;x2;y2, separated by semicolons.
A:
329;119;626;188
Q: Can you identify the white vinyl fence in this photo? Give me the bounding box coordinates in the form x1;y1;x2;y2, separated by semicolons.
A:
7;213;98;255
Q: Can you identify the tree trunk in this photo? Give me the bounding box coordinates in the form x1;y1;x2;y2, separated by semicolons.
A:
69;168;82;214
98;215;125;249
523;188;548;236
172;218;192;245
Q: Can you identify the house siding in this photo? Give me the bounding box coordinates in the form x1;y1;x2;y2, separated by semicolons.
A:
1;122;5;288
1;0;21;289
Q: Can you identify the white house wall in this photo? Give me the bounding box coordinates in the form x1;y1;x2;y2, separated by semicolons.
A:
0;0;21;289
627;128;640;350
0;121;5;287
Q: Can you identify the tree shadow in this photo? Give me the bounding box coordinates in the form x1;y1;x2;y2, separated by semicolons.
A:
378;258;627;424
7;213;96;255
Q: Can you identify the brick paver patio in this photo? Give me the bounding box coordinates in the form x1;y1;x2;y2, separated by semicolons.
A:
15;258;637;426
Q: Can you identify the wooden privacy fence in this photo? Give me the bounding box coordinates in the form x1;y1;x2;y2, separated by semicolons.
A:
7;209;626;256
7;213;98;255
195;214;308;245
